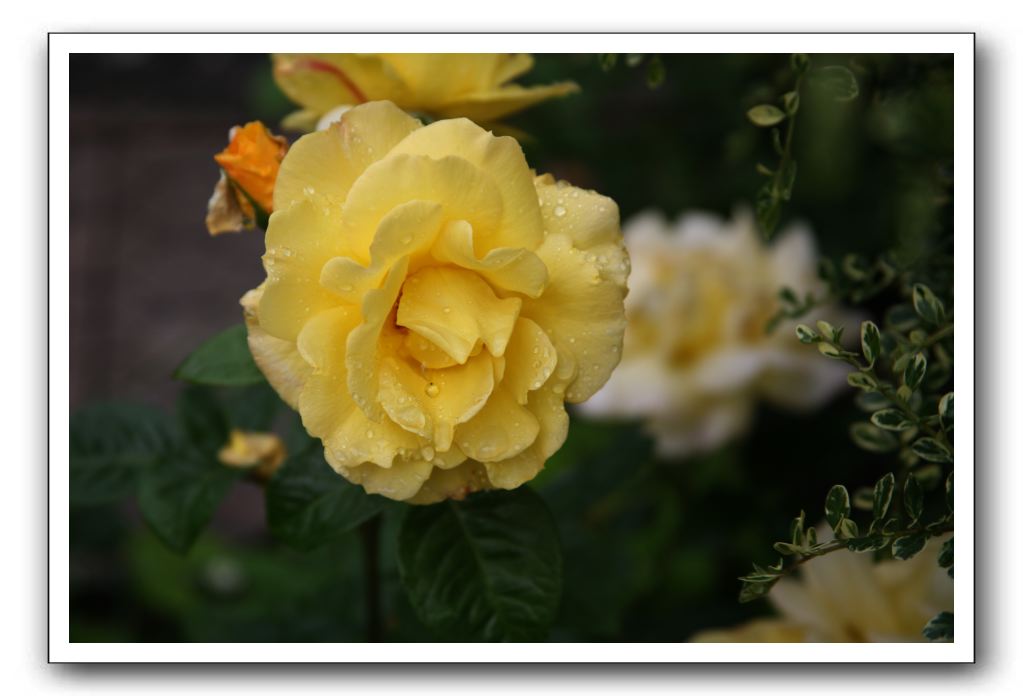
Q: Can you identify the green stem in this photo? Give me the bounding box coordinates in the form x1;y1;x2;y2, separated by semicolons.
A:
359;515;383;642
773;519;954;582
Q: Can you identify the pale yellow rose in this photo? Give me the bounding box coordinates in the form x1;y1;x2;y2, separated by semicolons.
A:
272;54;578;131
217;429;287;481
693;530;953;642
242;100;628;503
579;209;854;457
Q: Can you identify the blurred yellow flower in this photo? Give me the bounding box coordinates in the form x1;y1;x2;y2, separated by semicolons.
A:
272;54;578;131
242;100;627;503
217;429;287;481
207;121;289;235
579;210;853;457
693;531;953;642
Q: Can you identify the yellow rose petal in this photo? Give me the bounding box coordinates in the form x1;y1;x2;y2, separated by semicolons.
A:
436;82;579;123
403;331;459;370
303;371;421;470
501;318;557;405
483;379;568;489
273;101;422;220
535;175;621;249
272;54;407;113
431;220;548;298
455;386;539;463
336;456;434;501
295;305;359;372
339;153;504;264
345;257;410;421
320;199;445;304
396;266;521;364
378;352;495;450
493;53;535;84
389;118;544;253
522;233;628;403
241;286;311;409
406;459;492;505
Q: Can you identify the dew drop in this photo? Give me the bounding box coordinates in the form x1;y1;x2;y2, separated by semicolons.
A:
443;306;451;314
553;205;566;218
365;429;375;439
425;382;440;398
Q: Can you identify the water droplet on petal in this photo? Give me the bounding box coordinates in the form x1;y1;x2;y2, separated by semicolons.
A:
425;382;440;398
553;205;566;217
366;429;375;439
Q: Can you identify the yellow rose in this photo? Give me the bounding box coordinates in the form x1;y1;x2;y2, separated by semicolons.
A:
579;210;855;457
242;100;628;503
272;54;578;131
692;529;953;642
217;429;287;481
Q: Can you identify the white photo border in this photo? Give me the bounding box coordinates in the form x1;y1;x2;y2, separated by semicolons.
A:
49;32;975;663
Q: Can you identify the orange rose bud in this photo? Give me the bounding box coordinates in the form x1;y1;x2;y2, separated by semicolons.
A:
213;121;288;214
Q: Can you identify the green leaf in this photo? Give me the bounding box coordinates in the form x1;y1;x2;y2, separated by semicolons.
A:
904;474;924;524
922;611;953;642
903;353;927;391
810;65;860;101
645;56;665;88
773;542;801;556
789;53;810;74
850;422;899;453
747;104;786;127
946;472;954;512
795;324;818;344
782;90;800;116
755;182;781;237
938;537;954;576
778;159;798;201
266;451;386;551
824;485;850;531
912;437;953;463
836;517;859;539
70;403;177;505
860;321;881;368
398;487;562;641
739;577;778;603
871;408;913;432
873;472;895;520
597;53;618;71
174;324;265;387
855;390;891;412
177;385;230;457
847;372;878;391
817;342;843;358
846;535;889;553
892;532;928;561
939;392;954;431
137;455;241;554
912;284;947;326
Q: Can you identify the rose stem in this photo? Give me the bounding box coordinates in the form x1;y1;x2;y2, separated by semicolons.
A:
359;515;383;642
